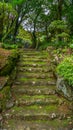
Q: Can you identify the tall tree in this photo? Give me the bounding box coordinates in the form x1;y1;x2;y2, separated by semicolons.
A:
57;0;64;20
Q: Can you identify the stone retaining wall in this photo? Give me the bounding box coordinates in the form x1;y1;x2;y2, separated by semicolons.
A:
47;47;73;101
0;49;19;111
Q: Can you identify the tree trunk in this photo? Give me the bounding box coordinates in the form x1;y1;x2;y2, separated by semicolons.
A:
12;18;19;42
32;31;37;48
0;17;3;41
57;0;64;42
45;22;49;41
57;0;64;20
32;23;37;48
0;2;4;41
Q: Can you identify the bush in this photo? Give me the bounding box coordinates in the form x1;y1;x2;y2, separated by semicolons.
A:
57;56;73;87
69;38;73;49
2;43;18;49
38;41;50;50
49;20;69;47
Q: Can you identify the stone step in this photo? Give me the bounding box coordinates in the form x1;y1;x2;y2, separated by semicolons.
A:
21;55;47;59
4;105;71;122
18;63;48;69
21;54;48;59
18;67;51;73
16;72;54;79
18;63;49;68
12;82;56;95
3;119;73;130
12;88;55;96
18;65;48;69
16;70;53;78
17;76;55;81
12;84;56;95
16;98;58;106
0;76;9;90
20;59;47;62
2;119;73;130
18;61;47;66
21;54;48;58
14;79;56;87
14;94;59;106
21;51;47;55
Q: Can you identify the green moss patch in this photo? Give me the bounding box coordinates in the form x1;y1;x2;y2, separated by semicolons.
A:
10;105;58;114
0;50;19;76
19;77;52;82
3;119;72;129
0;86;11;110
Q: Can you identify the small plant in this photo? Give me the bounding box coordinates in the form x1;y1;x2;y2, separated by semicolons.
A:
57;56;73;87
39;41;50;50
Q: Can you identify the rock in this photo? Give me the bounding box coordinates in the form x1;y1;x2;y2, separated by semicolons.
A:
33;64;36;67
12;109;15;113
0;115;3;121
51;113;57;119
26;127;30;130
6;101;14;109
67;116;71;120
57;77;73;100
29;68;32;71
59;100;64;105
0;86;3;90
39;106;42;109
32;81;36;85
59;113;66;120
15;100;19;106
52;90;56;94
38;90;41;93
63;114;66;119
5;113;10;119
69;122;73;125
41;74;45;79
48;81;55;85
15;82;20;85
59;116;63;120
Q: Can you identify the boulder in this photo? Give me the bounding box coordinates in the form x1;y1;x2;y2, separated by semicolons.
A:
56;77;73;101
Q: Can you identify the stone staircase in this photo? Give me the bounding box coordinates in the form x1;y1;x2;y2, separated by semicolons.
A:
2;50;73;130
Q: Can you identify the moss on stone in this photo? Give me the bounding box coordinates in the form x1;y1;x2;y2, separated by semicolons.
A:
0;86;11;110
0;50;19;76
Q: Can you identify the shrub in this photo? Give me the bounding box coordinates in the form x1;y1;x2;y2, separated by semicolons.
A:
39;42;49;50
69;38;73;49
57;56;73;87
49;20;69;47
2;43;18;49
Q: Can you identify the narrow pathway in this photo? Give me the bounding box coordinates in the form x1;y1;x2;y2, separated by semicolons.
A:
2;50;73;130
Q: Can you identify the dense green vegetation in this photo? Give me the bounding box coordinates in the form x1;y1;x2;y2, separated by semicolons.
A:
0;0;73;49
57;56;73;87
